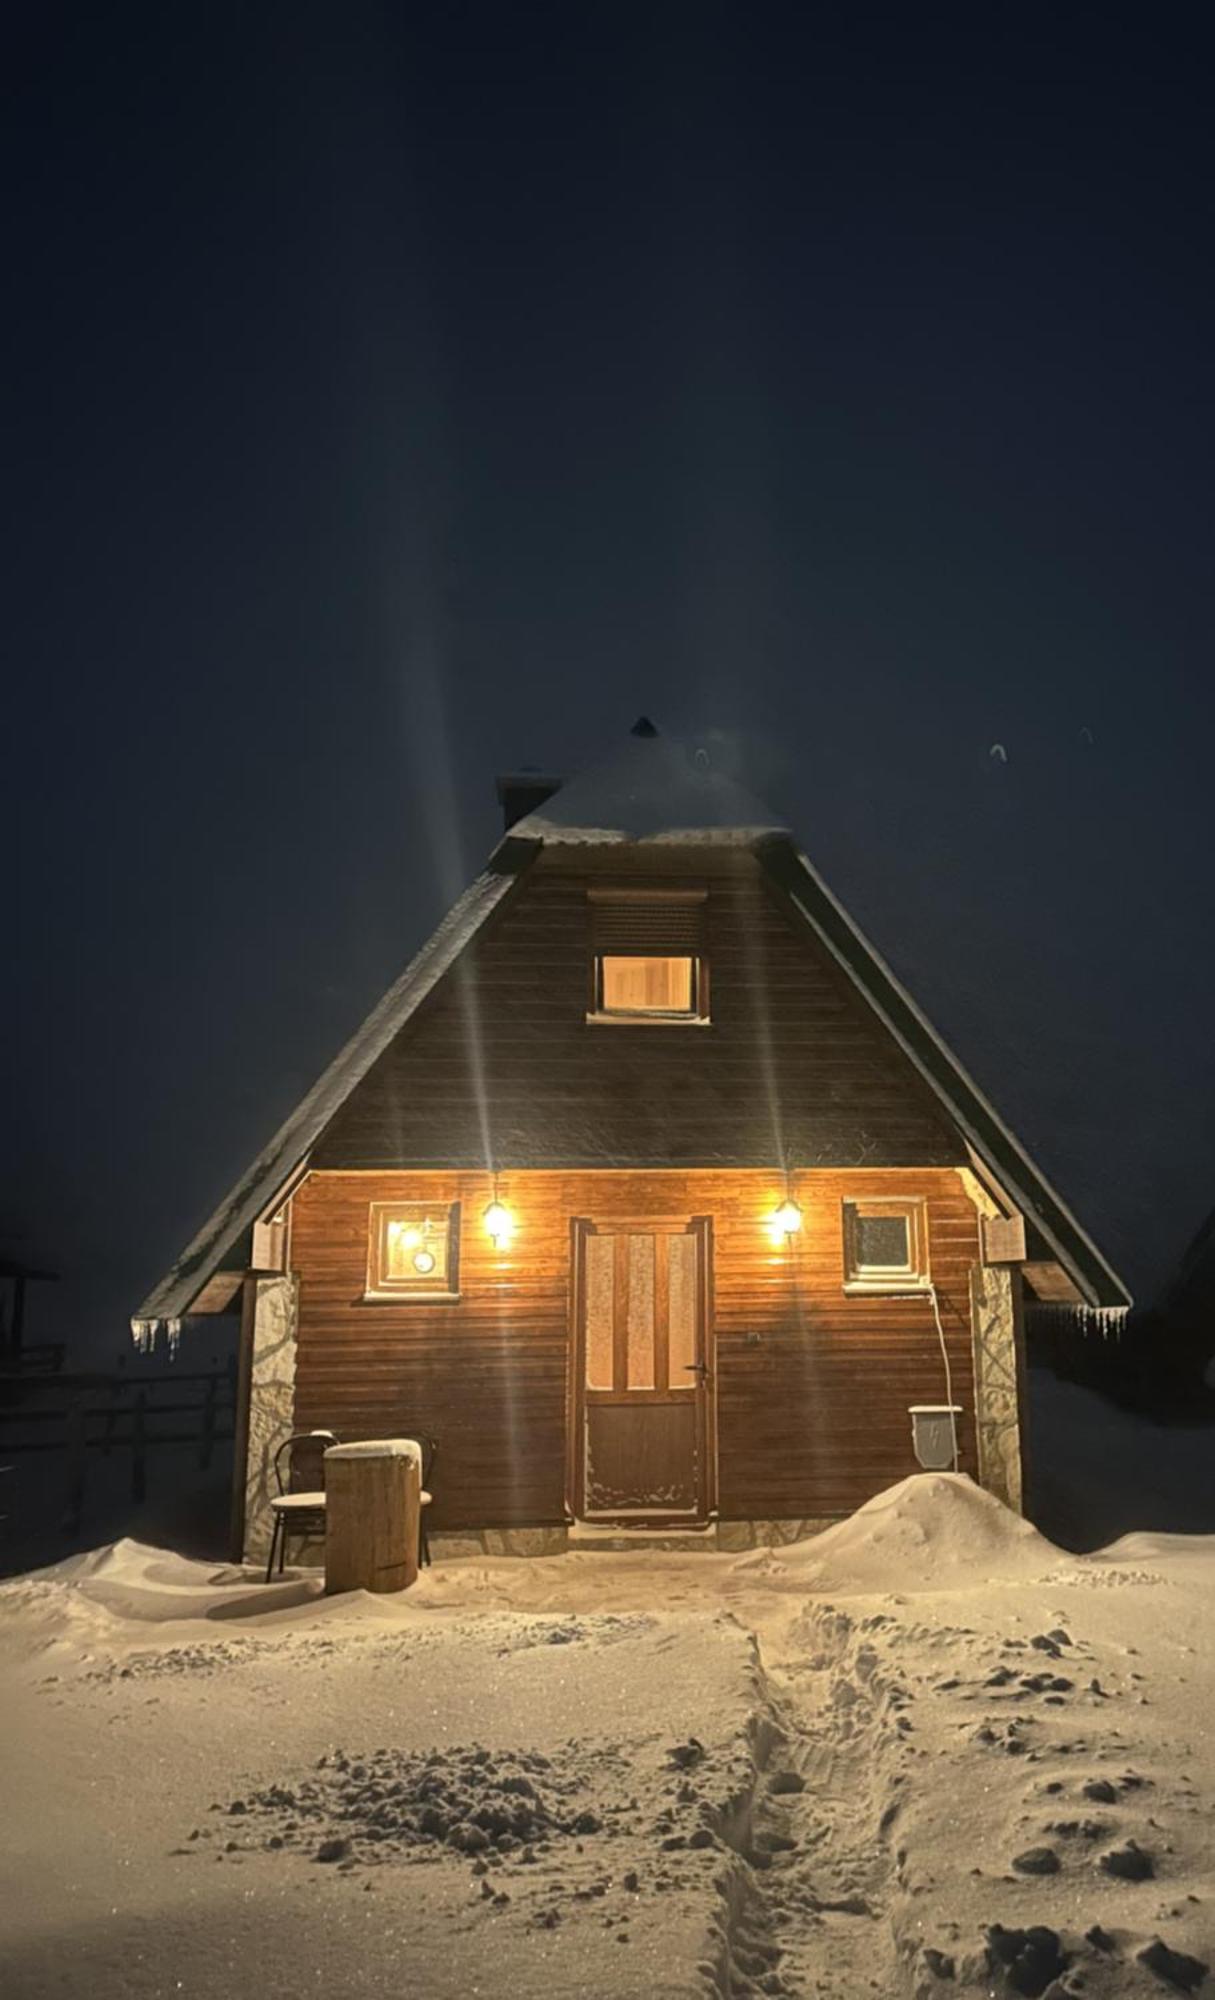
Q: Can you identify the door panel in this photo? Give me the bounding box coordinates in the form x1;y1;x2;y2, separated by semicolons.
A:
667;1232;698;1381
584;1233;615;1390
571;1216;714;1523
625;1235;655;1390
585;1403;698;1515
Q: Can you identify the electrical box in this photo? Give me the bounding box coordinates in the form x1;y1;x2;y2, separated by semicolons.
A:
909;1404;963;1471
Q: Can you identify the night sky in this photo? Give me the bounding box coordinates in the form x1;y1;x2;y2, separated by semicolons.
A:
6;7;1214;1358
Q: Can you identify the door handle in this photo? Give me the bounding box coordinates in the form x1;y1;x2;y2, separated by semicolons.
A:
683;1362;709;1377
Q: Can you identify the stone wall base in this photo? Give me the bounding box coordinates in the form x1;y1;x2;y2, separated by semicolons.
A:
429;1527;571;1559
969;1263;1027;1514
240;1275;300;1566
429;1519;843;1558
714;1516;841;1551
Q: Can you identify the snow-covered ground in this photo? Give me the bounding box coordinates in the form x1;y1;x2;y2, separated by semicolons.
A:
1;1475;1211;1998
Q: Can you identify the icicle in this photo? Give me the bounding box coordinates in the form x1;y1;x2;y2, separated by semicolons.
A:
130;1316;175;1355
1026;1302;1128;1341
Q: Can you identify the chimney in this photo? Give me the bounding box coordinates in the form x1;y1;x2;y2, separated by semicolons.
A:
495;768;563;832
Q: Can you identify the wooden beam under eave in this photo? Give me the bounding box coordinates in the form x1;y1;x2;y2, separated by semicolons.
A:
188;1271;246;1315
982;1211;1028;1265
250;1217;287;1273
1023;1261;1086;1305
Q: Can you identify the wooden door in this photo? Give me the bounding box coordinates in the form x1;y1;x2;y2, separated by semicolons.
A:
570;1216;715;1525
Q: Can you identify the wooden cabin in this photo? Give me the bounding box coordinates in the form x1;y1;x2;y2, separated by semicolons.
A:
133;722;1131;1560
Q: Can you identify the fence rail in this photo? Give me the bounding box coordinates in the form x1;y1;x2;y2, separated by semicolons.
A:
0;1362;237;1535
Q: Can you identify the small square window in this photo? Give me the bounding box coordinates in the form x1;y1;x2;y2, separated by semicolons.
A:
366;1201;460;1300
586;889;709;1025
596;954;701;1018
842;1198;928;1292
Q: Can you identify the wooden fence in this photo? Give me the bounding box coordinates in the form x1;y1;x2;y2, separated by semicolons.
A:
0;1360;237;1535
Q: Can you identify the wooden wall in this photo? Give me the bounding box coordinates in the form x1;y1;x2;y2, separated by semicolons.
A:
290;1167;982;1527
312;854;964;1173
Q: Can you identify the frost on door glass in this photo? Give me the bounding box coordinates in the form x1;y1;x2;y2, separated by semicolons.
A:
668;1233;697;1389
626;1235;655;1389
585;1234;615;1389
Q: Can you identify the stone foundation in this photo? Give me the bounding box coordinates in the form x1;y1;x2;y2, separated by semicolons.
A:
428;1520;841;1558
714;1516;840;1551
969;1262;1026;1513
429;1527;571;1560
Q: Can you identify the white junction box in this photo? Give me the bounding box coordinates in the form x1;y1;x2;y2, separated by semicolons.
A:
909;1404;963;1471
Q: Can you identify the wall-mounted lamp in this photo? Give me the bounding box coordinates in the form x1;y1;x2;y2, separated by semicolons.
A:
484;1191;514;1250
771;1200;803;1238
768;1161;804;1246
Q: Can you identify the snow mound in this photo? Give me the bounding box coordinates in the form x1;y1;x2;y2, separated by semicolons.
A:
1096;1527;1215;1564
775;1474;1062;1594
22;1536;174;1584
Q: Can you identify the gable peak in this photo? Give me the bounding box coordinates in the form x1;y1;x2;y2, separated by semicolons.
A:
500;723;787;849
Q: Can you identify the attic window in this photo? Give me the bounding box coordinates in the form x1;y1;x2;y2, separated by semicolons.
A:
587;889;709;1024
366;1201;460;1301
842;1198;929;1293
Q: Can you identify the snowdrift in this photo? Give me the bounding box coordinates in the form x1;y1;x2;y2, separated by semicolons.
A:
774;1472;1063;1594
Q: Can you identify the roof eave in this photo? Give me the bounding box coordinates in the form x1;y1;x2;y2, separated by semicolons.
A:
133;846;538;1326
135;813;1130;1325
756;834;1132;1310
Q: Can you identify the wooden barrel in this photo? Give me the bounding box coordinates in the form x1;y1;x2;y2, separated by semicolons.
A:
323;1439;420;1595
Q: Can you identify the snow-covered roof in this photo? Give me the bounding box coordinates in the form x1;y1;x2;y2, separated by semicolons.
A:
504;721;788;847
134;720;1131;1330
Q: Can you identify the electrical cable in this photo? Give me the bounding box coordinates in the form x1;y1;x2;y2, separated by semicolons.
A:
926;1280;959;1471
883;1284;960;1472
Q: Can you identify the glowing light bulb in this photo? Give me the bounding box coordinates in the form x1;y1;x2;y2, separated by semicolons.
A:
771;1200;803;1238
401;1226;422;1248
484;1200;513;1248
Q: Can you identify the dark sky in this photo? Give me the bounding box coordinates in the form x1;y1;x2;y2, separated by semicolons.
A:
6;6;1214;1356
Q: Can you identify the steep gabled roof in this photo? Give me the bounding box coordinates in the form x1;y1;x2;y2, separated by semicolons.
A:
757;836;1130;1308
133;858;528;1327
134;723;1131;1330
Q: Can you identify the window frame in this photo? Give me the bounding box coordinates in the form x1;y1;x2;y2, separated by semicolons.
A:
587;950;710;1026
364;1199;461;1302
841;1196;930;1295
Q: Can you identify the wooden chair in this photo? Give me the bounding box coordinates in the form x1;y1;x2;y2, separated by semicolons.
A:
265;1429;338;1580
413;1434;438;1568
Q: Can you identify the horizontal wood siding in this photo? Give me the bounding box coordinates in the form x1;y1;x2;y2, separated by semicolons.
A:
312;855;963;1171
291;1167;982;1527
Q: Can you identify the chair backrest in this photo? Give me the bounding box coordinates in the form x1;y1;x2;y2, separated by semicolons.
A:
273;1429;340;1496
406;1433;437;1487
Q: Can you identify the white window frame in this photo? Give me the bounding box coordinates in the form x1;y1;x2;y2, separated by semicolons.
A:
588;951;709;1025
364;1200;461;1302
842;1196;930;1294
